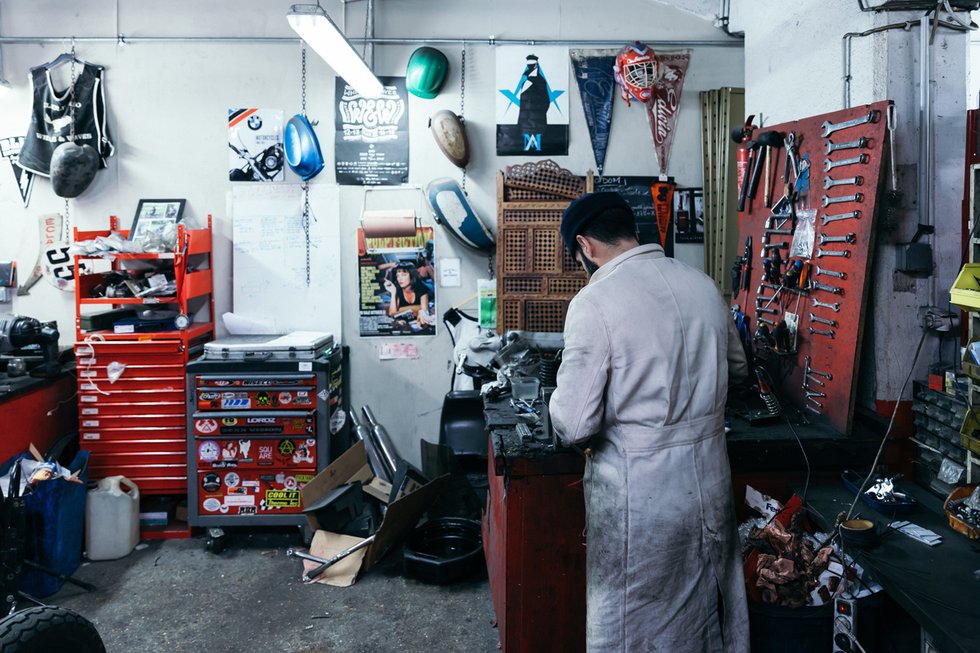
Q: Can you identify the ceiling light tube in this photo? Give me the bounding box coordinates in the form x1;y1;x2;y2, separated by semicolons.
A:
287;4;384;99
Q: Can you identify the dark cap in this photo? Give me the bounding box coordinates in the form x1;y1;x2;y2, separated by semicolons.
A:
560;192;631;253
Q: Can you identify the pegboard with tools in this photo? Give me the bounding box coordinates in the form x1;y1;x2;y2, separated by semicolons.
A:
730;100;893;434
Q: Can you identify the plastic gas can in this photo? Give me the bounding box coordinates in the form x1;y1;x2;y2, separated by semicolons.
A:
85;476;140;560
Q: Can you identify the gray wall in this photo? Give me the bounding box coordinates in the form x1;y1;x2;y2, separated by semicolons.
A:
0;0;743;464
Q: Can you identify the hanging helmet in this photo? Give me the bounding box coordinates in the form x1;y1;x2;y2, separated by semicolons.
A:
429;110;470;168
284;114;325;181
614;42;660;107
406;47;449;99
49;142;99;198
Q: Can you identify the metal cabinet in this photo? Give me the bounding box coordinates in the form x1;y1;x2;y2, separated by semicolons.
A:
185;348;342;529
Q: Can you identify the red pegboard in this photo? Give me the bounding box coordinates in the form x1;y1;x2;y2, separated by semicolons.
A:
732;100;892;434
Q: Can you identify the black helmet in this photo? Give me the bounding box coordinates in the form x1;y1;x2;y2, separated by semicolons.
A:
50;142;99;198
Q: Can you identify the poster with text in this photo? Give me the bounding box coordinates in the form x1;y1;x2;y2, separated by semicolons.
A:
496;46;569;156
674;188;704;243
358;226;435;336
335;77;409;186
228;109;284;182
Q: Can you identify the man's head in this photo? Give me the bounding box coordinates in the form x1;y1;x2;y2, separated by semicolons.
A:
560;192;639;275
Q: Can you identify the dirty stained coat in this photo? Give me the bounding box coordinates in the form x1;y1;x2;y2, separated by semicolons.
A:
550;243;749;653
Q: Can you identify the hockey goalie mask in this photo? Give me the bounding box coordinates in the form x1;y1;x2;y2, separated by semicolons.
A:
614;42;660;106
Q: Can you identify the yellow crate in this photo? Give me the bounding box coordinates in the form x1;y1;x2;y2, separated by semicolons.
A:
962;339;980;381
960;409;980;454
944;486;980;540
950;264;980;312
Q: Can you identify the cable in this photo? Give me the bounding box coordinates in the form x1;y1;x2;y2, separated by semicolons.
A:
843;329;928;522
785;412;811;505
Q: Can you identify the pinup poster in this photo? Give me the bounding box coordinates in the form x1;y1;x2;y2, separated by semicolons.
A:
358;226;436;337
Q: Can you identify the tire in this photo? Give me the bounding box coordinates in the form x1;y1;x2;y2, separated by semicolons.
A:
0;606;105;653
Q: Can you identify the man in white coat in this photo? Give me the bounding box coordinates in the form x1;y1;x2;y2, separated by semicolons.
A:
550;192;750;653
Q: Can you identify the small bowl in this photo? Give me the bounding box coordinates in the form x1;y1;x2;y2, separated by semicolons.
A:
840;518;879;549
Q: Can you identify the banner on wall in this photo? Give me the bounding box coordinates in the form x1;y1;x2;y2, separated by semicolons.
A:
496;46;569;156
0;136;34;206
674;188;704;244
228;108;285;182
358;225;435;337
335;77;409;186
569;49;617;176
643;51;690;176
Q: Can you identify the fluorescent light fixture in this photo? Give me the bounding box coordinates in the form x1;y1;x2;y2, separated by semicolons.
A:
287;4;384;99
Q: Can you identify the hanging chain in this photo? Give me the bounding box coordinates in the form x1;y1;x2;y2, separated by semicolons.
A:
459;43;467;194
301;44;307;117
303;183;312;286
64;38;79;241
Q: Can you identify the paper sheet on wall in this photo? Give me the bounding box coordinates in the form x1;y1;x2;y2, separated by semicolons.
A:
230;184;342;341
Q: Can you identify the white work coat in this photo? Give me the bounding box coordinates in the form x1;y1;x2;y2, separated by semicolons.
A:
550;243;749;653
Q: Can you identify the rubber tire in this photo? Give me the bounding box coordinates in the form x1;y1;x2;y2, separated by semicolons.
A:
0;606;105;653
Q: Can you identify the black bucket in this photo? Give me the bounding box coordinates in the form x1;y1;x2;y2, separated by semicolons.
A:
403;517;484;584
748;602;831;653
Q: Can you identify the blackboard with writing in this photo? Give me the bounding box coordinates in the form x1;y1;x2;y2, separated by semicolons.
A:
594;175;674;257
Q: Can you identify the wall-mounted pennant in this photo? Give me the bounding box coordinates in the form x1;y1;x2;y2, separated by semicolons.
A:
496;46;569;156
644;51;690;176
569;49;617;176
0;136;34;206
650;179;676;249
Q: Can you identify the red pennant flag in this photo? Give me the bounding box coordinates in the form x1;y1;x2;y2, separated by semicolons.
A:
650;181;675;249
644;51;690;176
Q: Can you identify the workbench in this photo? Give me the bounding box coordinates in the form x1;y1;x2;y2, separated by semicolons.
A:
481;396;586;653
804;480;980;653
0;363;77;463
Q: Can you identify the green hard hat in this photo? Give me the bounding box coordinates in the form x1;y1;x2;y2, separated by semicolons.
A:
406;47;449;99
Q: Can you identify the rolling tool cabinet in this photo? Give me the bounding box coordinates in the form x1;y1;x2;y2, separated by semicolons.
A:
73;217;215;518
185;339;343;534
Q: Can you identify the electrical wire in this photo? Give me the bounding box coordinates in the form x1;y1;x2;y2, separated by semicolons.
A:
843;329;928;522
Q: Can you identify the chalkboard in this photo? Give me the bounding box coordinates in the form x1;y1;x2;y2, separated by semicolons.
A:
593;175;674;257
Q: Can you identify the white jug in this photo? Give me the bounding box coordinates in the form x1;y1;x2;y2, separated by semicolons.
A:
85;475;140;561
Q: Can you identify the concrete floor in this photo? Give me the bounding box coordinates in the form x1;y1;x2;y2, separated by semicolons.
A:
49;529;500;653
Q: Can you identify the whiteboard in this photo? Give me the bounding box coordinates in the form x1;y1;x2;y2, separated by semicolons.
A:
230;184;342;341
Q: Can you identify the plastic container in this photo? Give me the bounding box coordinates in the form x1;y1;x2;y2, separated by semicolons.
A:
403;517;484;584
511;377;540;402
85;476;140;560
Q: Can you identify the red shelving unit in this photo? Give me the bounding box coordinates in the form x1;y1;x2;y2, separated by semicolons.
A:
72;216;215;538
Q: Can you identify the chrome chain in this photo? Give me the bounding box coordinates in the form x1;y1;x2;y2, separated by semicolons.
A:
460;43;467;194
301;44;307;117
303;183;312;286
64;38;79;240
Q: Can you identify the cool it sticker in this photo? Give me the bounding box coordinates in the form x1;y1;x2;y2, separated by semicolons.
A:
264;490;300;508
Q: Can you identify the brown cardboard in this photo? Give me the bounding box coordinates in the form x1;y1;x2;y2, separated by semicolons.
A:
300;440;448;572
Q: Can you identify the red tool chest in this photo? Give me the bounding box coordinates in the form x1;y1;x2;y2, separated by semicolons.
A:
73;217;215;506
186;347;343;530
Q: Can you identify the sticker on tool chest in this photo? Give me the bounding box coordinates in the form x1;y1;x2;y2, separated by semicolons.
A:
197;469;309;515
197;376;316;388
194;414;314;436
195;437;317;470
196;388;314;411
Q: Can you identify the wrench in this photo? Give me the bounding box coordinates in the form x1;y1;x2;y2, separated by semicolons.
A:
805;403;823;414
821;193;863;208
764;228;795;236
825;137;868;155
760;243;788;255
756;294;779;303
824;154;869;172
815;265;846;279
757;316;777;327
805;374;827;388
822;210;860;225
811;280;843;294
821;110;878;137
806;390;827;399
809;313;838;327
812;298;840;312
824;175;863;190
817;248;850;258
807;397;826;409
755;306;778;314
804;355;834;379
818;232;856;245
809;327;835;338
287;548;331;565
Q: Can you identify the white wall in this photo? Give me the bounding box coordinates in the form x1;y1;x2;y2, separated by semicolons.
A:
730;0;969;407
0;0;743;464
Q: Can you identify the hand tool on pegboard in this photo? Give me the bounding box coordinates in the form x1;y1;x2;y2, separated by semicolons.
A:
754;131;784;208
732;116;757;214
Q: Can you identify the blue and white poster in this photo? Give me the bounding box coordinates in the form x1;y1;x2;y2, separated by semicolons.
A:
495;47;569;156
570;49;617;176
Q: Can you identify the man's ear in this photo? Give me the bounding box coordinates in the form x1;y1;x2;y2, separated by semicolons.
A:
576;234;592;259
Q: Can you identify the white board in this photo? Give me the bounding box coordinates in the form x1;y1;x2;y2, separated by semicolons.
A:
230;184;342;341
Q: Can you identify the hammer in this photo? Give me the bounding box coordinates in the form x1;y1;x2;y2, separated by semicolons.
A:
754;131;784;207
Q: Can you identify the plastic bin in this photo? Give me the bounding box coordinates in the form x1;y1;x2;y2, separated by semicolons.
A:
950;263;980;312
0;450;89;598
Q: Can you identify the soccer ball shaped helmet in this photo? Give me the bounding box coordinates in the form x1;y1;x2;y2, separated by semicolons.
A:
614;42;660;106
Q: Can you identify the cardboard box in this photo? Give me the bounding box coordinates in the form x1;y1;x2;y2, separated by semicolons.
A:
300;440;446;573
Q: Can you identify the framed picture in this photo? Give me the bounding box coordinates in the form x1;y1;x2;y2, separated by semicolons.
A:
130;199;186;241
674;188;704;244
